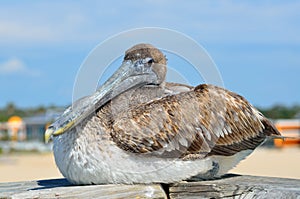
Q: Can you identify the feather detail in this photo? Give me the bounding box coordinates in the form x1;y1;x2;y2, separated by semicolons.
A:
109;84;280;159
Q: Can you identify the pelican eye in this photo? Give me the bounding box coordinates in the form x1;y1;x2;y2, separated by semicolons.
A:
147;58;154;64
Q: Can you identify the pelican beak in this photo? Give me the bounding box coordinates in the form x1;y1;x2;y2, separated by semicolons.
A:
44;128;53;143
45;58;160;142
45;120;75;143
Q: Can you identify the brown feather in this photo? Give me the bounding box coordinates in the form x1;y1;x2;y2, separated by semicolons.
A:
108;84;280;159
124;43;167;65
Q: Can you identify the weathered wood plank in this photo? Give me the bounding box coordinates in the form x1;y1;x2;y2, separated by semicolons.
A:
169;174;300;199
1;175;300;199
0;178;166;199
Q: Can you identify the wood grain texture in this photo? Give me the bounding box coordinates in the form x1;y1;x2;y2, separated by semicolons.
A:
0;178;166;199
1;175;299;199
169;174;300;199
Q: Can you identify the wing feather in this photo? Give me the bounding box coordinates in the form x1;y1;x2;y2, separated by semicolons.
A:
109;84;280;159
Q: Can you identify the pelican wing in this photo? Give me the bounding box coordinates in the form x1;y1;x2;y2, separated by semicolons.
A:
110;84;280;159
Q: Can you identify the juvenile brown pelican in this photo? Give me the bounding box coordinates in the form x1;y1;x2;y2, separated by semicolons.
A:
45;43;280;185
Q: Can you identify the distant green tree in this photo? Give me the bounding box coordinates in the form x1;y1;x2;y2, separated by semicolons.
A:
6;102;16;115
0;102;299;122
258;104;300;119
0;102;48;122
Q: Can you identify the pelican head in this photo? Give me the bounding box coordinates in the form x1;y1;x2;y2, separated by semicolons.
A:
124;43;167;84
45;43;167;142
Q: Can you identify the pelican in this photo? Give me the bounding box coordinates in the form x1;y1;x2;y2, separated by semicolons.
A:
45;43;280;185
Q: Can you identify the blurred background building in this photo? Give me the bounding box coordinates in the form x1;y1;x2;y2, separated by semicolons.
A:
0;110;62;142
274;119;300;147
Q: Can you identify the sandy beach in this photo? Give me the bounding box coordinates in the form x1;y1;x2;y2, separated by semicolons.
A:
0;147;299;183
0;152;62;183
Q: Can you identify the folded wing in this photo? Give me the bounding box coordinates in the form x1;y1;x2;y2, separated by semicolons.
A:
110;84;280;159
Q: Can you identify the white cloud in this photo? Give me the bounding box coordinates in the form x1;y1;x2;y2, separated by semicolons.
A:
0;2;104;44
0;58;40;76
0;1;299;46
0;20;56;43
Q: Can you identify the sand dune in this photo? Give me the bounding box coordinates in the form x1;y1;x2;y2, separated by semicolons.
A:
0;147;299;183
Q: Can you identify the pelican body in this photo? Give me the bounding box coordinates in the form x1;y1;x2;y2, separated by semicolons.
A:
45;44;280;184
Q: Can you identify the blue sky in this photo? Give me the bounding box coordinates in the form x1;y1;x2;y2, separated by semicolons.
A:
0;1;299;108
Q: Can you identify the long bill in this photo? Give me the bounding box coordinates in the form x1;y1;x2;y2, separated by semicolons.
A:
45;59;158;143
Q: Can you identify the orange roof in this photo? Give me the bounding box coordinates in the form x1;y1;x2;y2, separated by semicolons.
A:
8;116;23;123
